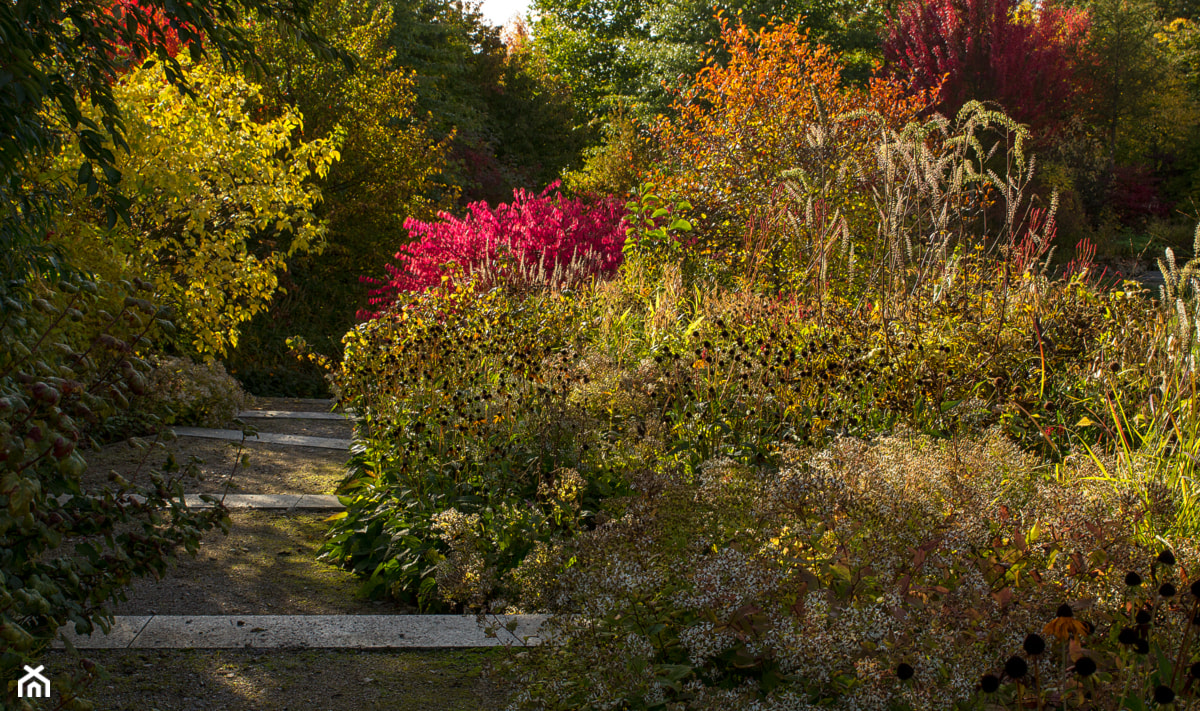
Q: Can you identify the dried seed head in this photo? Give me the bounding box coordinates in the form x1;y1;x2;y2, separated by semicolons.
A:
1073;657;1097;677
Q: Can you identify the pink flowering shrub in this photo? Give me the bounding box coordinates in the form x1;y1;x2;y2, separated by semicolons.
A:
362;183;626;317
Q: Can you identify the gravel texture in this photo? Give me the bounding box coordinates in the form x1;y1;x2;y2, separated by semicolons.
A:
42;648;506;710
81;437;350;495
112;512;413;616
228;418;355;439
247;397;341;414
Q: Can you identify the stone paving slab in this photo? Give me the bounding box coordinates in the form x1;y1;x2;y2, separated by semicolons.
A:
181;494;344;511
56;494;345;511
237;410;352;421
59;615;547;649
291;494;346;511
173;427;351;450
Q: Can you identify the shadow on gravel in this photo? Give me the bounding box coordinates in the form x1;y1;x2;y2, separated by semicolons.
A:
82;439;350;496
44;648;506;710
113;512;412;616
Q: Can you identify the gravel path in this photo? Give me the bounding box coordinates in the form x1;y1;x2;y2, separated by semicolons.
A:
50;398;517;711
82;438;350;495
43;648;506;710
112;511;414;616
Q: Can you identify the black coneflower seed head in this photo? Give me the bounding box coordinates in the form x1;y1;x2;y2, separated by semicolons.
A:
1022;634;1046;656
980;674;1001;693
1004;656;1027;679
1118;627;1139;645
1158;549;1177;566
1191;580;1200;597
1160;583;1177;597
1056;604;1074;618
1135;639;1150;655
1125;571;1143;587
1074;657;1097;677
1154;685;1176;704
1136;610;1152;625
896;663;914;681
1190;661;1200;680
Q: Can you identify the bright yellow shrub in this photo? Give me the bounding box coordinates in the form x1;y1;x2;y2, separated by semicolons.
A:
46;57;341;357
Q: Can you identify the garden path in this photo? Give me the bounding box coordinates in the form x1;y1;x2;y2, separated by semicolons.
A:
45;398;534;709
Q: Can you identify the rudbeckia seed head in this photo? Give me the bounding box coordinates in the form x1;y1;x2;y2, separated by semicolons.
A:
1073;657;1097;677
1004;656;1027;679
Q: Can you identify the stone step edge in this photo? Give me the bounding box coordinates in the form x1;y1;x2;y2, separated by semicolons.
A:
172;427;351;450
185;494;344;511
56;494;345;512
55;614;547;649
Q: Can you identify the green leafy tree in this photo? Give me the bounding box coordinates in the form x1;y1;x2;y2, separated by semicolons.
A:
229;0;458;394
1085;0;1174;162
386;0;587;204
1042;0;1200;232
247;0;455;245
530;0;888;126
485;20;591;193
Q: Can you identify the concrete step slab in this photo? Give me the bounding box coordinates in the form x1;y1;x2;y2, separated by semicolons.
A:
293;494;345;510
56;494;345;511
237;410;353;421
58;615;547;649
173;427;351;450
182;494;344;511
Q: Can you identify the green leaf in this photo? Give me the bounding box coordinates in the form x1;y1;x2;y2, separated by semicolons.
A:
668;219;692;232
939;398;962;413
102;164;121;186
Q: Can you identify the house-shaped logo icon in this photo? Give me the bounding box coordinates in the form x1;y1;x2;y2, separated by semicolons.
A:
17;664;51;699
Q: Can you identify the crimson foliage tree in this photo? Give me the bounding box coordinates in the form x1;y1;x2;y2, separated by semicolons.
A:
883;0;1092;136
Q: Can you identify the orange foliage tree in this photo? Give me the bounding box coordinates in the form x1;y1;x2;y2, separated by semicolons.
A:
648;16;931;273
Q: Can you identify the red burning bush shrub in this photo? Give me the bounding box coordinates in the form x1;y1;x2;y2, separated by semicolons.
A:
109;0;201;63
363;183;626;317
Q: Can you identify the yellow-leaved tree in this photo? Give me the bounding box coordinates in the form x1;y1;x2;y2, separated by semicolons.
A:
45;57;341;357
